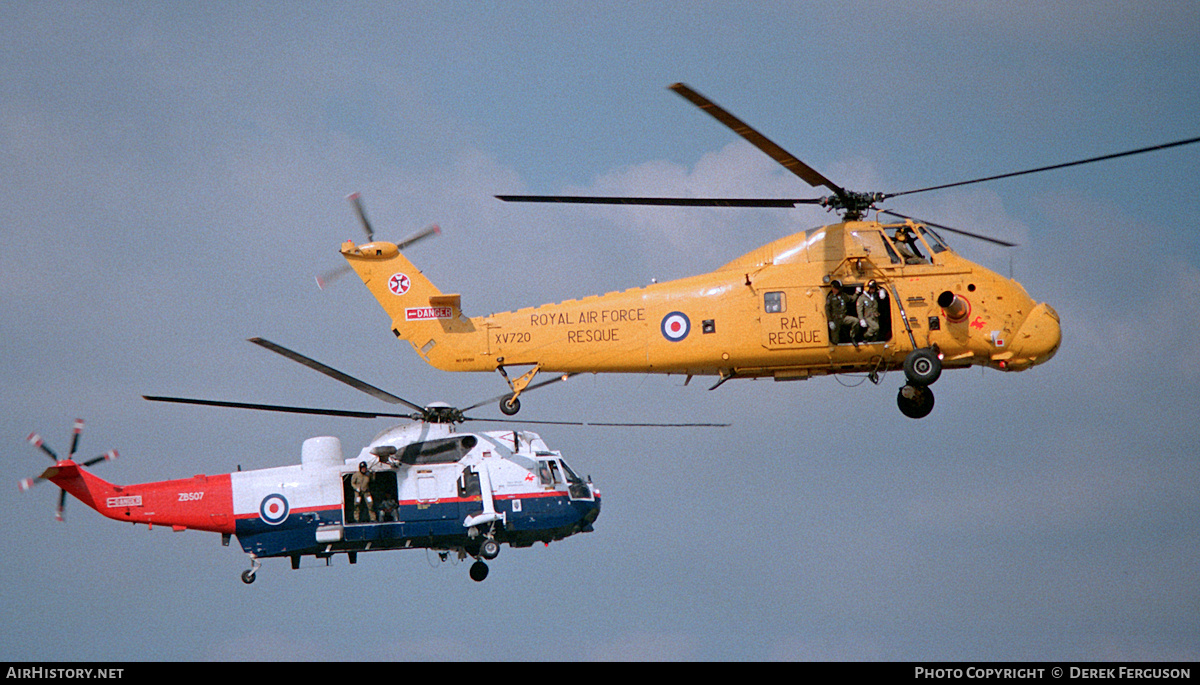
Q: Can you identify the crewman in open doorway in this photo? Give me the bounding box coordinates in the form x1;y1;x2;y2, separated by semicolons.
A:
351;461;376;522
857;280;882;342
825;279;858;345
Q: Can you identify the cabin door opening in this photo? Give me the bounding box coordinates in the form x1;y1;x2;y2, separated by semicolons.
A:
342;470;399;524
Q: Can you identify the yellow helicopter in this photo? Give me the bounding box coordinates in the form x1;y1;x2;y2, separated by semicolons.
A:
338;83;1198;419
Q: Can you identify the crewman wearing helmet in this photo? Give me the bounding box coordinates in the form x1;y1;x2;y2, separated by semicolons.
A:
857;280;883;342
825;280;858;345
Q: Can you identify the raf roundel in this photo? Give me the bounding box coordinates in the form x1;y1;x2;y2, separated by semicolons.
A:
259;494;289;526
388;272;411;296
660;311;691;342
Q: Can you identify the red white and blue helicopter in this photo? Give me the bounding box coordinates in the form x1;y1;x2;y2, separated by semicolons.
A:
19;338;720;583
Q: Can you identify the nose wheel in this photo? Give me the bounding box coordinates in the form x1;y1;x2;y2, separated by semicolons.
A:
470;560;489;582
897;383;935;419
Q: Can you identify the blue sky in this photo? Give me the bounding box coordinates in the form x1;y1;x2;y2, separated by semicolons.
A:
2;1;1198;661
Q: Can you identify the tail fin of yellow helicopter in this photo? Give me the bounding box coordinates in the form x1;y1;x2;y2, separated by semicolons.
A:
340;241;477;368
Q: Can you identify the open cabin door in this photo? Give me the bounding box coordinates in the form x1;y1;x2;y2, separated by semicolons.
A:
823;226;902;347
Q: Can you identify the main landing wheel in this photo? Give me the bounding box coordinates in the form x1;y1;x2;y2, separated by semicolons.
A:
499;395;521;416
470;560;490;582
897;383;936;419
480;538;500;560
903;348;942;386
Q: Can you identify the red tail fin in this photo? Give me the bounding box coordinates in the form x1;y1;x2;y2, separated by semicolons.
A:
42;463;118;514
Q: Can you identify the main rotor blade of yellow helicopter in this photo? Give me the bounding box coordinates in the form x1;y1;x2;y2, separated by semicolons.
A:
494;195;820;207
887;135;1200;200
668;82;846;197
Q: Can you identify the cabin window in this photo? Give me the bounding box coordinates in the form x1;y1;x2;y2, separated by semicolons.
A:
764;291;785;313
537;460;554;486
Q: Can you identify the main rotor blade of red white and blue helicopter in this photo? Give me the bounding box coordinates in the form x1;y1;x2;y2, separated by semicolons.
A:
460;415;730;427
142;395;419;420
247;337;428;413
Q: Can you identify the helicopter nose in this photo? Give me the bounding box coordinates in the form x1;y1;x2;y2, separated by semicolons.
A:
1014;302;1061;367
582;489;601;528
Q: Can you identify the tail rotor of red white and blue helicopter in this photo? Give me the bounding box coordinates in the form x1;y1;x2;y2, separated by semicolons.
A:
19;419;118;521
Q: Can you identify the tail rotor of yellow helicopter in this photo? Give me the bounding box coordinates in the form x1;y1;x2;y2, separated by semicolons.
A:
315;192;440;289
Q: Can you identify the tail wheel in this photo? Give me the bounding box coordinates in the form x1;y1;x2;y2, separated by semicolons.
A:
903;348;942;386
241;558;262;585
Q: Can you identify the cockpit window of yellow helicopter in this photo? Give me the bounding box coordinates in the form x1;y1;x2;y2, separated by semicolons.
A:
916;225;950;254
850;229;902;265
886;226;931;265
